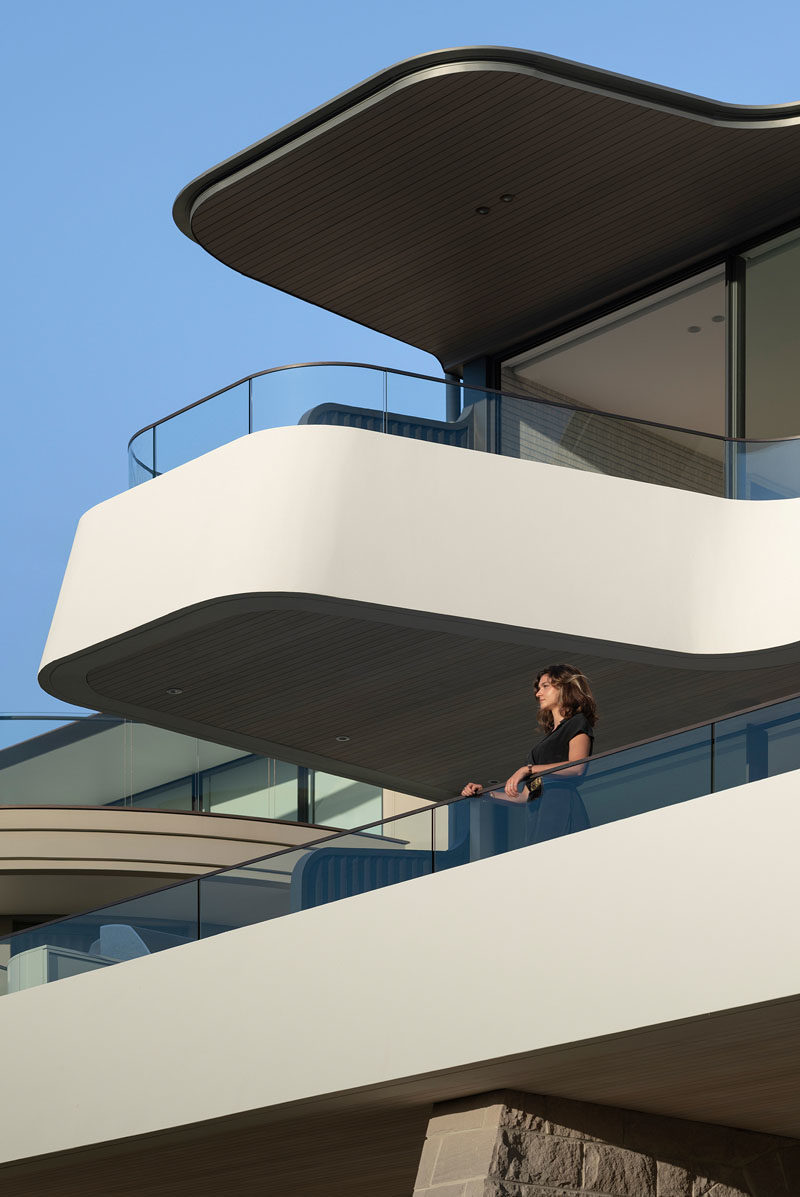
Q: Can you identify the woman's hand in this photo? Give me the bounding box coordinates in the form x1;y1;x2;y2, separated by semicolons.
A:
460;782;483;797
504;767;531;800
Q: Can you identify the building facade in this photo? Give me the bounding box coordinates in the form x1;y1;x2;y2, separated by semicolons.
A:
3;47;800;1195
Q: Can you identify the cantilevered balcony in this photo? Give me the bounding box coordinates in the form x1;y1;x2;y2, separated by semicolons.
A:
39;364;800;796
5;688;800;999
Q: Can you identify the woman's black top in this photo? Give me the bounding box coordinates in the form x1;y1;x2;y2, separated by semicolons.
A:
529;713;594;767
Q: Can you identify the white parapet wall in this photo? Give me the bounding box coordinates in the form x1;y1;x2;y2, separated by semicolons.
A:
2;770;800;1164
41;425;800;673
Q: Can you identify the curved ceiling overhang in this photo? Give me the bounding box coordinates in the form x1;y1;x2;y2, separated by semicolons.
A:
175;47;800;368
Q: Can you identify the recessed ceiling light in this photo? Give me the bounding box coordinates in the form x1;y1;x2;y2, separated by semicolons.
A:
335;735;350;743
500;193;515;202
711;314;725;323
166;687;183;696
688;325;702;334
475;206;490;215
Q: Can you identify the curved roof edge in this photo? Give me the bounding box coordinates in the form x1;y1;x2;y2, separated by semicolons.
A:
173;45;800;240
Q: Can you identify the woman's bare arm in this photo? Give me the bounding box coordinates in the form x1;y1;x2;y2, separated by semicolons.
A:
502;732;592;799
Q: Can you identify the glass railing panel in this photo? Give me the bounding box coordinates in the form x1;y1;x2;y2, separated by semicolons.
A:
128;426;156;486
713;695;800;791
1;881;199;994
155;380;249;475
203;753;289;819
498;395;726;496
434;727;714;865
739;439;800;500
433;793;529;869
312;772;382;829
0;714;90;752
126;362;800;501
251;365;386;435
0;716;132;808
284;810;434;913
125;723;200;812
576;725;713;826
384;370;458;442
198;848;307;937
199;806;434;932
0;716;392;826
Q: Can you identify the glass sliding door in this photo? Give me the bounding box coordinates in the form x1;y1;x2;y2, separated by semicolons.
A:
744;231;800;442
501;268;726;494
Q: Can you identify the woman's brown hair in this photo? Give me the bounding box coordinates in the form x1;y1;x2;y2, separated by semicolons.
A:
536;664;598;733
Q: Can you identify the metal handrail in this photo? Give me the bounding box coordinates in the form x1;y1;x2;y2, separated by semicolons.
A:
127;360;800;451
4;686;800;946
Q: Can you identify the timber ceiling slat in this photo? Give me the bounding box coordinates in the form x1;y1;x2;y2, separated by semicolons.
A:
191;87;637;291
306;128;795;305
85;604;800;798
183;62;800;365
189;77;517;260
199;80;644;276
190;73;551;244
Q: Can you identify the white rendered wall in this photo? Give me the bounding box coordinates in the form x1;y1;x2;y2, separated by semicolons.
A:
40;426;800;677
2;771;800;1163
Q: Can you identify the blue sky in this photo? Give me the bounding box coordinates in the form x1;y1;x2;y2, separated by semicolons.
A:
3;0;800;713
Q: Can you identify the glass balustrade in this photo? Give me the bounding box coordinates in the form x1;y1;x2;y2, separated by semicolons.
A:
128;362;800;498
0;715;381;826
5;692;800;997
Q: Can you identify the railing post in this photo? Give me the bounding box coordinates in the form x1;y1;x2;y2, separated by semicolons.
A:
461;358;500;453
382;370;388;434
725;256;746;498
445;373;461;422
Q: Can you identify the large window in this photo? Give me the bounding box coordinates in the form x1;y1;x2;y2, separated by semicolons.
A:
501;268;727;495
744;230;800;440
502;268;726;434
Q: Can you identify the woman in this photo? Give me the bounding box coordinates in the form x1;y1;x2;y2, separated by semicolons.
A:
461;664;598;843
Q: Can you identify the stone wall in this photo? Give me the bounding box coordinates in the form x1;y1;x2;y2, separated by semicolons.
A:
413;1091;800;1197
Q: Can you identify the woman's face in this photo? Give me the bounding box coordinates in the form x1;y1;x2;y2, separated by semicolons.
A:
535;674;562;714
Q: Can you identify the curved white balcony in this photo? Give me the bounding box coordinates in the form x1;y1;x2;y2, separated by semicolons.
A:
40;423;800;796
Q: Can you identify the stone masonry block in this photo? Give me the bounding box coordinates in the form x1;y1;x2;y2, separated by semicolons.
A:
657;1160;693;1197
414;1135;443;1190
462;1179;489;1197
584;1142;657;1197
484;1185;582;1197
432;1128;500;1185
703;1186;749;1197
492;1129;582;1188
430;1099;502;1136
498;1094;548;1134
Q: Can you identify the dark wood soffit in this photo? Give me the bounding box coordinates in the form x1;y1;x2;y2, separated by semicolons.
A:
74;604;800;800
5;998;800;1195
183;58;800;368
